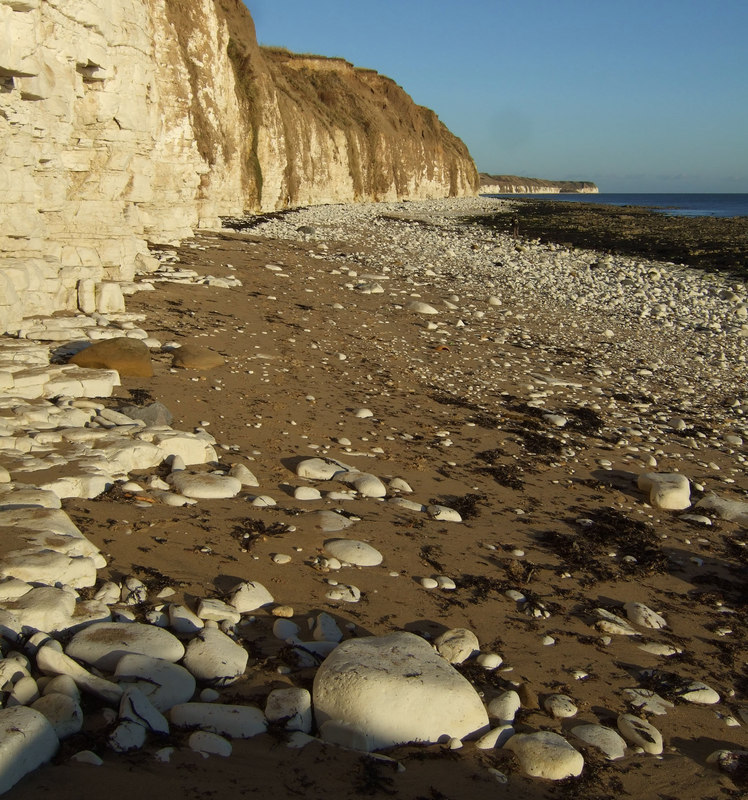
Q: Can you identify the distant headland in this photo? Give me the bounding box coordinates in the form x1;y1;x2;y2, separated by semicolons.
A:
479;173;599;194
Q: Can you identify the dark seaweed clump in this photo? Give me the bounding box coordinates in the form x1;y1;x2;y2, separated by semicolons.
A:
231;517;288;550
540;507;668;585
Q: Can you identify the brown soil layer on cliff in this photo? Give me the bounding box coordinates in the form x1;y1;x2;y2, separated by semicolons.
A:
10;210;746;800
467;200;748;278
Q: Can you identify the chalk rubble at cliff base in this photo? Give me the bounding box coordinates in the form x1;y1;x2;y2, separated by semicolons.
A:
0;197;746;798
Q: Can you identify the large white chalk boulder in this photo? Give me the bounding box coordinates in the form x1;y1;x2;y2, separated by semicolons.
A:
313;631;489;751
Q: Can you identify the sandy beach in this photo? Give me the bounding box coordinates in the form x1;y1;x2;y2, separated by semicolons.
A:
3;196;747;799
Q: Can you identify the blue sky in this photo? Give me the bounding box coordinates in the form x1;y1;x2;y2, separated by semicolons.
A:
246;1;748;193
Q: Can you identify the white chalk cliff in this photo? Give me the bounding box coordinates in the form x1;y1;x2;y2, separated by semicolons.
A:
0;0;478;333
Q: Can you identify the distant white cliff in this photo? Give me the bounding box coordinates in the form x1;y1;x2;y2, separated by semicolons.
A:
479;173;598;195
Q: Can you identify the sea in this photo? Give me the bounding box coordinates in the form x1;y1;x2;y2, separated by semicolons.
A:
483;193;748;218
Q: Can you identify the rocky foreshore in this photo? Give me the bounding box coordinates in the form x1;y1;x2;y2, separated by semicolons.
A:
0;196;746;799
473;197;748;277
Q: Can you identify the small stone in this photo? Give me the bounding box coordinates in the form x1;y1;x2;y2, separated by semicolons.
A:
637;642;681;657
250;494;276;507
504;730;584;780
313;612;343;643
617;713;663;754
169;703;267;738
594;608;639;636
325;584;361;603
544;694;578;719
475;724;515;749
420;577;439;589
488;690;521;723
228;463;259;487
168;604;205;635
434;628;479;664
121;577;147;605
265;688;312;732
188;730;232;757
229;581;274;612
624;601;667;629
169;472;241;499
571;724;627;760
476;653;503;670
294;486;322;500
296;458;345;480
406;301;439;315
637;472;691;510
29;693;83;740
108;720;147;753
182;628;248;687
7;676;40;707
69;750;103;766
323;539;383;567
171;344;225;370
622;688;674;715
272;618;299;641
119;687;169;735
309;510;356;532
678;681;720;704
272;553;292;565
94;582;121;605
197;598;242;624
426;505;462;522
272;605;295;618
114;655;196;712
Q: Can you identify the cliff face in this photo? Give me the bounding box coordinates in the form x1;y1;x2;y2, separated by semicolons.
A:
0;0;477;333
479;173;598;195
